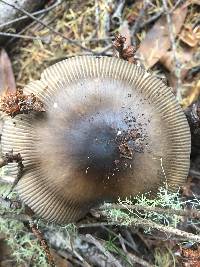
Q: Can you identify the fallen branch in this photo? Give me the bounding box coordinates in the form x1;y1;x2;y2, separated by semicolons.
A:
79;219;200;243
30;221;55;267
97;203;200;219
132;218;200;243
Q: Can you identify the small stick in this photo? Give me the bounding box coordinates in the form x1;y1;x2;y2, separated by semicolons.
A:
111;0;126;26
102;226;153;267
162;0;182;101
131;0;149;46
97;203;200;219
0;31;45;41
132;218;200;243
80;220;200;243
140;9;164;28
30;221;55;267
184;100;200;130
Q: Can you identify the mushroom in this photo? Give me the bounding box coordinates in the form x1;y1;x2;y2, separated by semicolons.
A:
0;56;191;224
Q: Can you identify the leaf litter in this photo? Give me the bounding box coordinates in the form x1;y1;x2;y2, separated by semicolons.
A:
0;0;200;266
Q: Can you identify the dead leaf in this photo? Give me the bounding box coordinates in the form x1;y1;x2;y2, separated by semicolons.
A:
179;25;200;47
0;49;16;94
182;79;200;108
160;47;195;78
137;4;188;68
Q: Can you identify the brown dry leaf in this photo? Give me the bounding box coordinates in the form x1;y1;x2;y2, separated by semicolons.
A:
136;4;188;68
182;79;200;108
0;49;16;94
180;25;200;47
160;47;195;78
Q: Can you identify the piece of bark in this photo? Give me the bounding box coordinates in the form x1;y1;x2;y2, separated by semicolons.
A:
136;3;188;68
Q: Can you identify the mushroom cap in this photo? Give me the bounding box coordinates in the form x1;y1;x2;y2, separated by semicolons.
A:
1;56;191;224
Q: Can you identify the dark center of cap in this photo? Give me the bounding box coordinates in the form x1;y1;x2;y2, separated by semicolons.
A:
85;126;119;171
66;110;144;179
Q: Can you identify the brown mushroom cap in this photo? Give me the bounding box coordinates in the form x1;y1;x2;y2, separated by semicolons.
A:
1;56;191;224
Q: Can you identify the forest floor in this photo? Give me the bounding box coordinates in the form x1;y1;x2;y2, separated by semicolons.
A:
0;0;200;266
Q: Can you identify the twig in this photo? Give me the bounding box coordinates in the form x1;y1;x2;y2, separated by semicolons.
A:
95;0;100;39
0;0;62;29
30;221;55;267
0;0;97;54
78;222;117;228
102;226;153;267
111;0;126;26
127;251;154;267
140;8;164;28
57;250;91;267
97;204;200;219
131;218;200;243
189;169;200;179
68;248;92;267
96;44;113;55
83;234;123;267
162;0;182;101
102;226;138;253
170;0;185;13
131;0;149;46
184;100;200;130
103;1;111;45
79;220;200;243
0;31;44;41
